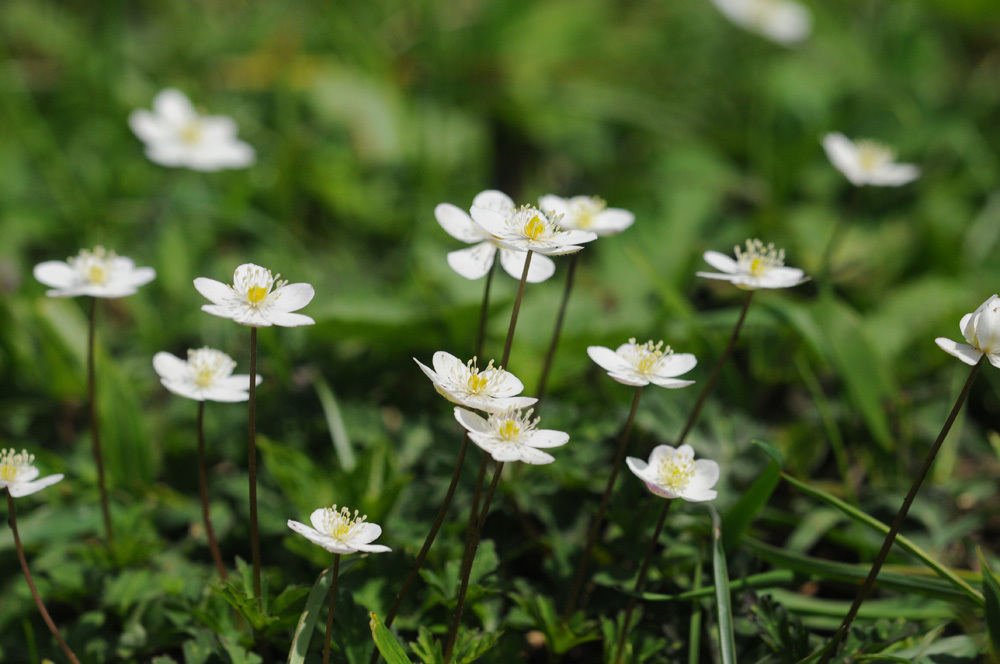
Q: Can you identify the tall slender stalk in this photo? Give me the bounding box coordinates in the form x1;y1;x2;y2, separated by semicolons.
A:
7;493;82;664
443;251;534;664
87;297;113;543
564;386;644;617
475;255;499;359
818;358;983;663
322;554;341;664
674;291;754;447
536;252;580;403
196;401;227;579
248;327;262;609
613;499;673;664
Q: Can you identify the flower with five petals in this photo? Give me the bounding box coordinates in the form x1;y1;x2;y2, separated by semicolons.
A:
0;449;64;498
34;247;156;298
454;407;568;465
588;339;696;388
537;195;634;236
153;348;263;402
415;351;536;412
935;294;1000;368
697;239;807;290
626;444;719;502
194;263;315;327
287;505;390;555
470;204;597;256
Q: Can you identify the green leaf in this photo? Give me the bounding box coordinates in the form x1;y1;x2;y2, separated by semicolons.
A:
313;372;356;472
977;548;1000;659
722;455;781;550
710;505;737;664
287;568;333;664
510;589;600;655
624;569;798;602
369;612;414;664
782;472;983;605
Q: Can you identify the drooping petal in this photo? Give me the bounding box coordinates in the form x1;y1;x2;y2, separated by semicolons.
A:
265;311;316;327
447;243;497;280
647;376;695;389
288;519;339;550
8;474;63;498
353;541;392;553
934;338;982;366
271;283;315;313
869;163;920;187
517;446;556;465
499;248;555;283
607;371;651;387
435;203;484;243
486;443;526;463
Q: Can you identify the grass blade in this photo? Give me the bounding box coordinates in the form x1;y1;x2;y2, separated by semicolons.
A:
977;548;1000;659
313;373;356;472
369;612;414;664
287;567;333;664
710;505;737;664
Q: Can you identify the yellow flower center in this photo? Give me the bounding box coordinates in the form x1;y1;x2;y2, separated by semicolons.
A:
321;505;367;540
458;357;503;396
856;140;893;172
187;348;236;388
499;420;521;440
0;449;32;483
657;450;696;492
623;338;671;376
87;264;107;284
735;238;784;277
247;285;269;305
69;247;115;285
180;122;203;145
233;265;285;309
567;197;606;230
525;215;545;240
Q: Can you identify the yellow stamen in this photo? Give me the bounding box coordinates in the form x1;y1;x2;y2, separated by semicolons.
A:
524;215;545;240
499;420;521;440
658;450;696;491
247;285;269;304
180;122;203;145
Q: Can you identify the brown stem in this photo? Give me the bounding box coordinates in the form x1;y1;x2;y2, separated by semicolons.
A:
674;291;753;447
613;499;673;664
500;250;532;368
249;327;262;610
564;386;644;617
7;493;82;664
819;357;983;663
536;252;579;403
197;401;228;579
444;462;504;664
88;297;113;544
322;554;341;664
475;254;499;359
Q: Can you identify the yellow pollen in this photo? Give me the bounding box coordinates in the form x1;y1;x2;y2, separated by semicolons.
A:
499;420;521;440
735;239;784;277
323;505;367;539
0;449;32;482
856;141;892;171
247;285;269;304
524;215;545;240
87;264;107;284
468;373;488;393
658;451;696;491
180;122;203;145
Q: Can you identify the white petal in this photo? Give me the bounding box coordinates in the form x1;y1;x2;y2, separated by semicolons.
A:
696;271;739;283
648;376;695;389
153;352;188;382
198;115;238;141
679;488;718;503
200;304;244;323
485;443;525;463
193;278;234;305
307;509;329;531
288;519;343;551
431;350;464;376
822;133;864;185
469;206;510;237
934;338;982;366
759;2;811;45
33;261;77;289
960;313;975;341
145;144;193;168
128;110;172;144
756;267;806;288
217;374;262;391
559;230;599;245
499;248;555;283
592;209;635;235
271;283;315;313
266;311;316;327
869;163;920;187
160;380;204;401
350;522;383;545
526;429;569;449
538;195;568;216
517;446;556;465
657;353;697;378
354;542;392;553
454;408;490;434
693;459;721;491
153;88;197;125
648;445;676;467
489;370;525;396
8;474;63;497
447;243;497;280
645;482;680;499
19;467;40;483
464;395;537;412
702;251;738;274
435;203;485;243
587;346;631;375
626;455;648;477
988;353;1000;369
472;190;516;213
124;267;157;289
607;371;651;387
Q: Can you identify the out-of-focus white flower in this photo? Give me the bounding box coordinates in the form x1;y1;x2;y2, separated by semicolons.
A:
194;263;315;327
471;204;598;257
587;339;696;388
538;195;634;236
697;239;807;290
626;444;719;502
128;88;255;171
935;294;1000;368
709;0;811;46
822;133;920;187
287;506;391;555
153;348;262;402
33;247;156;299
436;190;557;283
0;449;63;498
454;407;568;465
415;351;536;412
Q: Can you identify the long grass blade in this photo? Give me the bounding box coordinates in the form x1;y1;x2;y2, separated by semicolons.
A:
710;505;737;664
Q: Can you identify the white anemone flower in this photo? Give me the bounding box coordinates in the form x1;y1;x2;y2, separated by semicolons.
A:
709;0;811;46
537;195;634;236
194;263;315;327
436;190;557;283
626;444;719;502
287;505;391;555
471;204;598;256
454;407;568;465
128;88;255;171
153;348;263;402
588;339;696;388
935;294;1000;368
0;449;64;498
822;133;920;187
415;351;537;413
697;239;807;290
33;247;156;298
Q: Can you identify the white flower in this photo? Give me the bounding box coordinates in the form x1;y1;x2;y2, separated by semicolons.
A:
454;407;568;465
697;238;807;290
287;505;391;555
709;0;811;46
626;444;719;502
471;204;598;256
822;133;920;187
128;88;255;171
935;294;1000;368
436;190;557;283
537;195;634;236
194;263;315;327
33;247;156;299
415;352;537;413
153;348;263;402
0;449;64;498
587;339;696;388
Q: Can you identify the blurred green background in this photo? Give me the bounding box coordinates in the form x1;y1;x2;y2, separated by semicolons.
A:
2;0;1000;661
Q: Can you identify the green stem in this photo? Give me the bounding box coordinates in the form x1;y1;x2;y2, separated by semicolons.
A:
197;401;227;579
674;291;753;447
7;493;82;664
322;554;341;664
500;251;532;368
88;297;113;544
564;386;644;617
249;327;262;610
536;252;579;403
819;357;983;663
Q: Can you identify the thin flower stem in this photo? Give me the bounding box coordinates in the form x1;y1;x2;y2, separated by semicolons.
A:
818;357;983;664
88;297;113;544
564;386;644;617
248;327;262;610
674;291;754;447
500;250;533;368
444;461;505;664
322;554;341;664
536;252;580;403
197;401;228;579
7;493;82;664
475;254;499;359
613;499;673;664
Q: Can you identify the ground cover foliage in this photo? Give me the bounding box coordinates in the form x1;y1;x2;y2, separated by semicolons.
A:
2;0;1000;662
